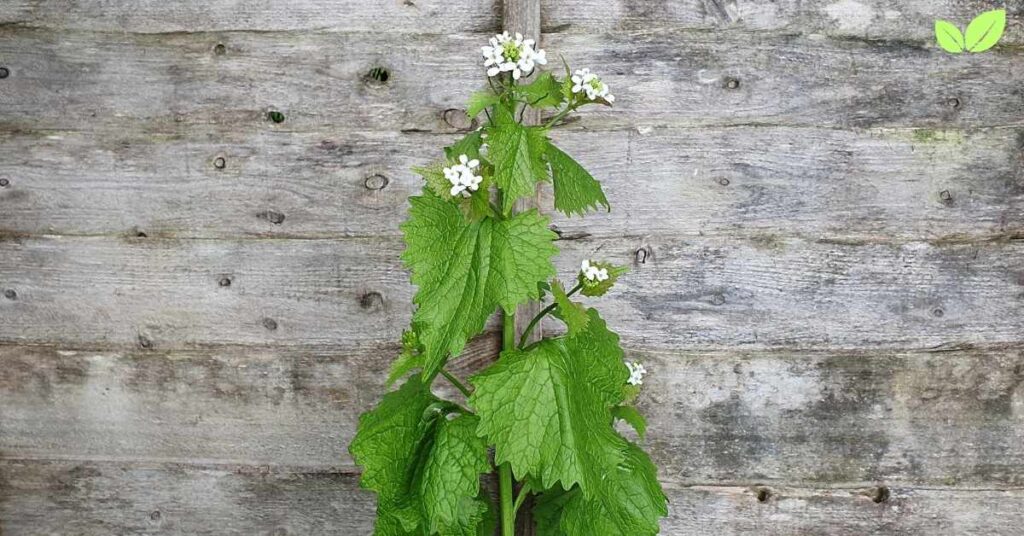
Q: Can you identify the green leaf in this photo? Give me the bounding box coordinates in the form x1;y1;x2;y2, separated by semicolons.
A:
546;143;610;217
563;309;629;406
387;329;424;385
558;443;668;536
533;485;574;536
470;313;629;496
351;378;494;536
551;280;589;338
611;405;647;439
965;9;1006;52
402;190;558;379
487;117;549;214
350;376;439;504
466;90;500;118
934;20;965;53
578;263;628;298
445;130;484;162
422;414;492;532
413;162;455;201
516;72;566;109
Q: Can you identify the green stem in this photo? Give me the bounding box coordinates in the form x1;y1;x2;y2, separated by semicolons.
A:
440;369;472;398
543;104;576;129
512;483;530;516
518;282;582;348
499;310;517;536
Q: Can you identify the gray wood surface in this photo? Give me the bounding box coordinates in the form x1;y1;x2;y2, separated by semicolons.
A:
4;459;1024;535
4;343;1023;487
2;236;1021;350
1;28;1022;134
1;0;1023;533
2;126;1021;240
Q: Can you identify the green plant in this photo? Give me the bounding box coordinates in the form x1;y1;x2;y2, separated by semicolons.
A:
350;32;667;536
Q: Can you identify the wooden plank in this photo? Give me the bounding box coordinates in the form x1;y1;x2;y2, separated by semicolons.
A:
0;28;489;135
2;0;1020;46
0;459;377;535
3;344;1024;487
1;236;1021;350
545;31;1024;130
1;28;1022;134
3;459;1024;535
541;0;1024;44
0;0;498;33
2;126;1020;241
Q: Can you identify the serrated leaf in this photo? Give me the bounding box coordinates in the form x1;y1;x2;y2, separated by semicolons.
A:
564;309;629;406
578;263;628;298
350;376;439;504
935;20;965;53
387;347;423;386
559;443;668;536
470;311;630;496
402;190;558;379
487;117;549;214
351;378;494;536
445;130;484;162
551;280;589;338
422;414;491;531
466;90;500;118
612;405;647;439
413;162;455;200
516;72;566;109
965;9;1005;52
546;143;610;217
533;485;574;536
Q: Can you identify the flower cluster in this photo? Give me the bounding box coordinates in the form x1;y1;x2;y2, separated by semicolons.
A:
571;68;614;103
581;259;610;282
443;154;482;198
482;31;547;80
626;361;647;386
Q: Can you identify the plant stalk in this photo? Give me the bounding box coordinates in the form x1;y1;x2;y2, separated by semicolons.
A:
499;310;517;536
518;282;583;348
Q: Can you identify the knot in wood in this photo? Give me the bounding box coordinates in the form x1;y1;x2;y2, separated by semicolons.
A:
0;178;9;187
364;174;389;191
724;77;740;90
258;210;285;225
360;291;385;310
213;156;227;170
0;67;9;79
3;289;17;300
442;108;474;131
262;317;278;331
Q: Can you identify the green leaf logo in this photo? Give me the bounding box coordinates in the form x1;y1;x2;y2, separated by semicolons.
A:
935;20;965;53
935;9;1006;54
965;9;1006;52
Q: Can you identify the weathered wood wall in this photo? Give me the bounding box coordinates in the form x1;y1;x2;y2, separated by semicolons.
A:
1;0;1023;534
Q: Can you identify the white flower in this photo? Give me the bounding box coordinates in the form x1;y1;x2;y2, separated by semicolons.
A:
481;31;547;80
443;154;482;198
581;259;609;282
570;68;614;103
626;361;647;386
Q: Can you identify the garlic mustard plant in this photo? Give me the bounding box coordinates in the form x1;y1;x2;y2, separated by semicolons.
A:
350;32;667;536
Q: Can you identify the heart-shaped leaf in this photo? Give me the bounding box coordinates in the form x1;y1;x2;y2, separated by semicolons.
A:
965;9;1006;53
935;20;965;53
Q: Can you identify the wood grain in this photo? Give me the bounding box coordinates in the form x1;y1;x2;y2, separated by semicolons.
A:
1;28;1021;134
3;344;1023;487
1;236;1021;350
3;459;1024;535
0;0;499;33
541;0;1024;44
2;0;1019;46
2;126;1021;241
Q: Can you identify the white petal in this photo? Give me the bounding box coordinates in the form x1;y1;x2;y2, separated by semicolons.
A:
467;159;479;168
487;67;501;77
512;68;521;80
459;154;469;164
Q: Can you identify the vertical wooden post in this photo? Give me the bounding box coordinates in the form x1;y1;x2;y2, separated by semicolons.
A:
503;2;541;535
